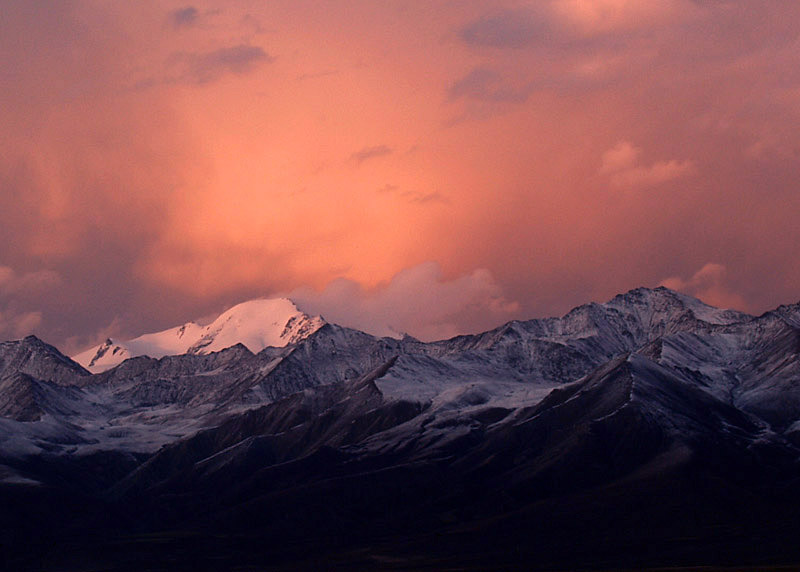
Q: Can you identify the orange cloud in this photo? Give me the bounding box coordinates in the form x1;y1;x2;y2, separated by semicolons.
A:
552;0;694;35
2;1;800;351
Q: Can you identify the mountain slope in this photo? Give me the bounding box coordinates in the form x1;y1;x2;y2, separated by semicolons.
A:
91;349;800;571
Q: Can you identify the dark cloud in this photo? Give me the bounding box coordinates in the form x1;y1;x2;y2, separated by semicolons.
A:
407;192;449;205
169;6;199;29
378;184;449;206
350;145;393;164
376;183;398;194
177;44;273;85
297;69;339;81
460;8;553;49
449;68;534;103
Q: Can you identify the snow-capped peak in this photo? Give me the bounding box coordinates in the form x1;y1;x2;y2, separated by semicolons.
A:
72;298;325;373
185;298;324;355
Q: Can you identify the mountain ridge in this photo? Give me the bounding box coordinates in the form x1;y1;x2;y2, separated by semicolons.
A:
3;285;800;570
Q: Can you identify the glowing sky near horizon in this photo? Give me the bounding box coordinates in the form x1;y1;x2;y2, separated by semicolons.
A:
2;1;800;351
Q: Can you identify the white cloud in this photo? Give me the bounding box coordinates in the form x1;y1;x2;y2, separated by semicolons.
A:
290;261;520;341
600;140;641;173
600;140;695;189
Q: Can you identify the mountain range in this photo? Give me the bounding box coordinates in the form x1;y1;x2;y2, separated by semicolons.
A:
2;287;800;571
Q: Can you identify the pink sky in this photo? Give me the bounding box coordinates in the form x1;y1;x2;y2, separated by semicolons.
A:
2;1;800;351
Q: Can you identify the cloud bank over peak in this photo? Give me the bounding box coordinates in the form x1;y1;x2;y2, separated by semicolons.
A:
660;263;747;311
290;262;520;341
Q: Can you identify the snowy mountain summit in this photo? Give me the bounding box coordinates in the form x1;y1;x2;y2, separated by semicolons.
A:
73;298;325;373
